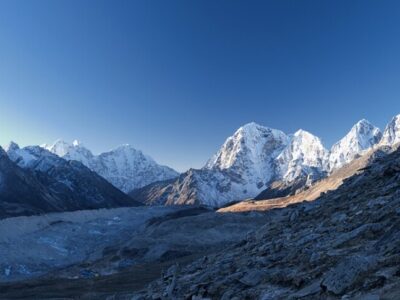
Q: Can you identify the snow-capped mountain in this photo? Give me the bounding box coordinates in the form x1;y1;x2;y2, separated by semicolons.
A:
205;122;289;185
329;119;382;170
276;129;329;183
380;114;400;146
133;123;291;206
43;141;179;192
5;114;400;209
132;123;330;206
44;139;95;166
1;143;140;218
132;117;396;207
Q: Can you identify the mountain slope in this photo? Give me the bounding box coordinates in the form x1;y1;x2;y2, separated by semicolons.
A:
256;119;384;201
137;144;400;299
380;114;400;146
2;143;141;218
133;119;387;207
225;145;393;212
276;129;329;183
132;123;291;206
44;141;179;192
132;124;334;207
0;146;62;218
254;130;330;200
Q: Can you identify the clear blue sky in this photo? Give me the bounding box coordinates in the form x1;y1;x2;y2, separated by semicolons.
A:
1;0;400;171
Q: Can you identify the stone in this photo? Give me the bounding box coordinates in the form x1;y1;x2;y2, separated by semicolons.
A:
239;270;266;286
321;255;378;295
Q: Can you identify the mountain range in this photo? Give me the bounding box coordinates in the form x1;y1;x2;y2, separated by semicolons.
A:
0;143;140;218
2;114;400;210
137;129;400;300
42;140;179;192
132;114;400;207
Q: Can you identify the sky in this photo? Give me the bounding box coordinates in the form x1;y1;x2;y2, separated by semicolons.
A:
0;0;400;171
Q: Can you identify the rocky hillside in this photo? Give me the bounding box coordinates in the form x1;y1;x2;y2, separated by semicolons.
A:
135;145;400;299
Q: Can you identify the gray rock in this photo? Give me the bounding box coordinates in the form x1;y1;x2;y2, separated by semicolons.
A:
322;255;378;295
239;270;266;286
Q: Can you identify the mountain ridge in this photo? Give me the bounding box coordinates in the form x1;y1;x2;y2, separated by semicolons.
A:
43;140;179;193
1;144;141;218
131;114;400;207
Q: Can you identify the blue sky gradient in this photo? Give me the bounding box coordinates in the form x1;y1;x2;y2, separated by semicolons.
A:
1;0;400;171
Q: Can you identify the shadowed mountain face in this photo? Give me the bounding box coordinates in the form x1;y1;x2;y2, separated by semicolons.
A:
134;145;400;299
0;146;141;219
0;147;60;218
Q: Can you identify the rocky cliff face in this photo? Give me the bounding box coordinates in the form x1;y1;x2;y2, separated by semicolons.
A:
136;146;400;299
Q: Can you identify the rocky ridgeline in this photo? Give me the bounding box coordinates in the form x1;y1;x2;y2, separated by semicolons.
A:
134;147;400;299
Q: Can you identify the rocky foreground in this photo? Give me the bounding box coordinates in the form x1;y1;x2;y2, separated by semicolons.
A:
133;147;400;299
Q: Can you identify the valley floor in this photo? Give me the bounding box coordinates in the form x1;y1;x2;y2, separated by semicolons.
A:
0;205;267;299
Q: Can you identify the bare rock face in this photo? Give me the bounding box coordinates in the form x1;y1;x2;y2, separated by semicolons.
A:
134;147;400;299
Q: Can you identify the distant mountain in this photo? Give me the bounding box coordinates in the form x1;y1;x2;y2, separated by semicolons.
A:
329;119;382;170
133;116;400;207
0;146;60;218
1;143;140;218
276;129;329;183
257;129;330;200
5;115;399;209
380;114;400;146
132;123;331;206
134;123;290;206
43;140;179;192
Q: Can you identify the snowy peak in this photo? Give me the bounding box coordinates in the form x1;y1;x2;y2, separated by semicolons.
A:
277;129;329;183
381;114;400;146
329;119;382;170
44;139;94;166
290;129;328;165
4;141;20;153
44;140;179;192
46;139;74;157
205;122;289;173
72;139;82;147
